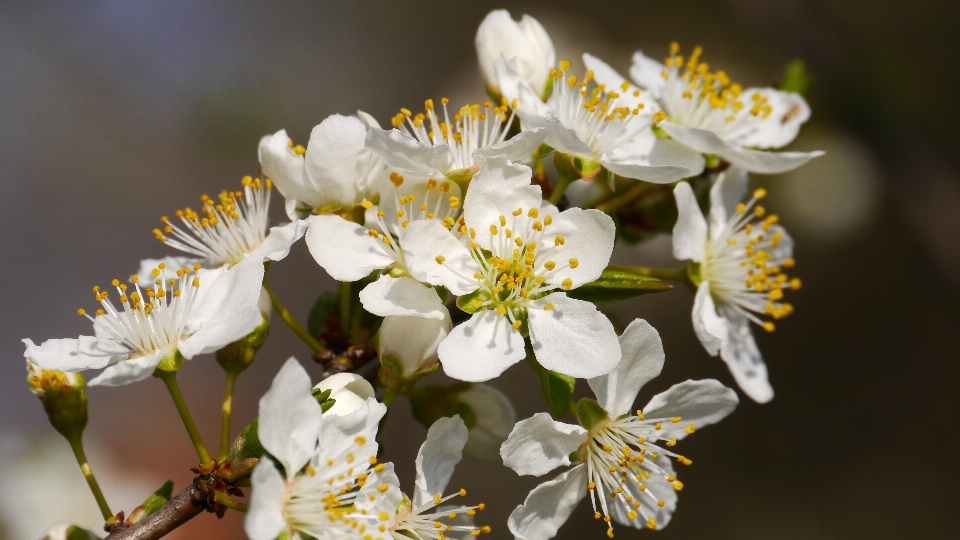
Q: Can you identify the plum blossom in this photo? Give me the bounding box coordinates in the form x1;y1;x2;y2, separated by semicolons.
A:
501;320;739;539
245;358;386;540
672;168;800;403
629;42;823;174
402;156;620;382
23;257;264;387
350;416;490;539
313;372;376;417
476;9;555;99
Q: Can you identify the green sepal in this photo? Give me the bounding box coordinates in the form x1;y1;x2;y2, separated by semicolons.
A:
486;85;504;105
456;289;492;314
154;350;185;373
704;153;721;169
778;58;810;96
126;480;174;525
532;142;555;158
566;268;672;303
446;167;476;193
408;383;478;431
541;76;555;101
576;398;609;431
224;418;264;480
38;374;88;440
651;124;669;139
687;262;703;286
216;315;269;374
572;155;602;181
311;387;337;413
525;340;575;419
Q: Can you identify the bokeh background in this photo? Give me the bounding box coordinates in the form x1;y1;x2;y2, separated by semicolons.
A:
2;1;959;538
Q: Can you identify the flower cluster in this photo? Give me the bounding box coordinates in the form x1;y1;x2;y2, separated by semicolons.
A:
21;8;823;540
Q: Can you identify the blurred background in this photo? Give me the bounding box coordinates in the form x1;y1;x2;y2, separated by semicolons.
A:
2;1;958;538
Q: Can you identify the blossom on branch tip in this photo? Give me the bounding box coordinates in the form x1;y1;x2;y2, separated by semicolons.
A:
23;257;264;387
476;10;555;99
500;320;739;539
629;43;823;174
402;156;621;382
672;168;799;403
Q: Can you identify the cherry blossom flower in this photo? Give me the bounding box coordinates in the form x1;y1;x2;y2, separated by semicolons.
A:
672;168;800;402
501;320;738;539
629;43;823;174
23;257;264;387
476;9;555;99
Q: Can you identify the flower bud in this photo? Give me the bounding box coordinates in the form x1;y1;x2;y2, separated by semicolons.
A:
216;314;270;374
476;10;555;98
40;524;100;540
27;361;88;439
377;312;451;381
458;383;516;460
313;373;375;416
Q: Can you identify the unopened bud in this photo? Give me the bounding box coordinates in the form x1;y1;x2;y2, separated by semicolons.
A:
313;373;375;416
27;361;88;439
216;314;270;374
377;311;451;392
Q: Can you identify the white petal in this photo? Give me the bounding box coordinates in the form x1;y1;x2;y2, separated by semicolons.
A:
642;379;739;439
246;219;307;263
508;464;588;540
629;50;668;98
87;349;165;387
378;312;450;378
519;114;594;156
364;127;453;177
313;373;376;417
304;214;395;282
259;129;313;206
587;319;665;418
463;156;542;252
671;181;707;262
355;462;402;515
539;207;614;289
527;294;621;379
314;398;386;468
708;167;749;236
458;383;516;460
356;109;381;130
609;455;677;529
728;88;811;149
23;336;123;372
413;415;468;508
178;257;264;359
403;219;480;296
494;56;552;117
258;357;321;479
359;275;447;320
660;122;824;174
472;128;546;168
245;461;288;540
500;413;587;476
692;282;725;356
476;10;554;94
717;307;774;403
438;311;526;382
605;131;705;180
600;158;693;184
304;114;379;207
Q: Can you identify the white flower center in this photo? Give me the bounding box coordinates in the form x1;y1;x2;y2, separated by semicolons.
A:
701;188;800;332
549;60;648;157
154;176;271;266
454;207;575;329
392;98;516;173
78;263;203;356
584;413;696;535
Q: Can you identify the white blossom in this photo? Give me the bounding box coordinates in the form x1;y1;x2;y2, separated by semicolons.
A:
501;320;738;539
476;10;555;99
23;257;264;387
245;358;386;540
673;168;799;403
629;43;823;174
402;156;621;382
313;372;376;417
349;416;491;539
457;383;516;461
377;310;452;379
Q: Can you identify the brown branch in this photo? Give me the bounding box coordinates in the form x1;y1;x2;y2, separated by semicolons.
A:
103;485;205;540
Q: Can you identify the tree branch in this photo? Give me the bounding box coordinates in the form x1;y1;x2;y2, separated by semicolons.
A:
104;485;205;540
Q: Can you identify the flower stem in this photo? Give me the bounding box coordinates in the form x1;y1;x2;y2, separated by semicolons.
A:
594;180;652;213
381;388;400;407
213;491;249;512
549;173;576;206
157;370;214;466
608;264;694;288
66;433;113;521
218;369;240;462
263;281;325;354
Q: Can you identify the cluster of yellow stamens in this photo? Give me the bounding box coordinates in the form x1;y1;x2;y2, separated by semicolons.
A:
585;412;697;537
391;97;517;173
154;176;271;267
703;188;800;332
350;481;490;539
77;263;203;355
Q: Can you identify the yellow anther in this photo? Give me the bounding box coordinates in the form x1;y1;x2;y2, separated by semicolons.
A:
544;261;556;271
543;303;554;310
762;321;776;332
569;258;579;268
790;278;802;290
360;200;373;209
77;308;86;316
490;225;498;235
754;187;767;199
561;278;573;289
666;438;677;447
435;255;445;264
685;424;696;434
554;235;565;246
527;208;539;218
655;422;662;430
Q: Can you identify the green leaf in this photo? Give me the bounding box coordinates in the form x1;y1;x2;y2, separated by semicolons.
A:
456;288;493;314
141;480;173;515
525;341;575;419
576;398;609;431
408;383;478;430
778;59;810;96
566;268;672;303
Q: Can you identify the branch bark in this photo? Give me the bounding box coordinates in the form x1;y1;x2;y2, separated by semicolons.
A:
103;485;205;540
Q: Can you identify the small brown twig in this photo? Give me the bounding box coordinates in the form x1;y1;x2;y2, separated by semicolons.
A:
103;485;205;540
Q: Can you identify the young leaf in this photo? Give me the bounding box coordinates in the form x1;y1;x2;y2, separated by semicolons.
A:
566;268;672;303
